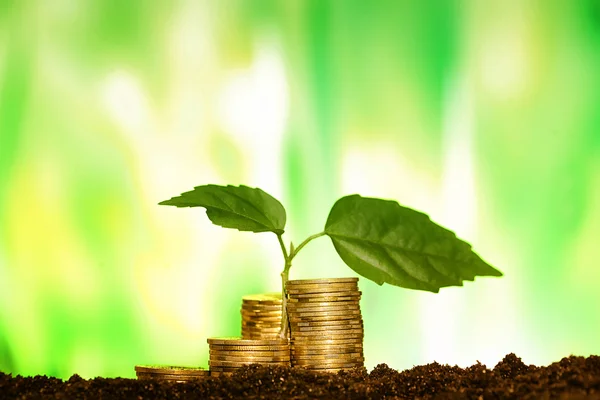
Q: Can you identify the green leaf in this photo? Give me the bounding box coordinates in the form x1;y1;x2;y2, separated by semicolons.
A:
159;184;286;234
324;195;502;293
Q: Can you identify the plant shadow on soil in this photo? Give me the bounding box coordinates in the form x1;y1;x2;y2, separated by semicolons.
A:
2;354;600;399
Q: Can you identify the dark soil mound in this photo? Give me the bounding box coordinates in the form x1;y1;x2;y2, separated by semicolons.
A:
2;353;600;399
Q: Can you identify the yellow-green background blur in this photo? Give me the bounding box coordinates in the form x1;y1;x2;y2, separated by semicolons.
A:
1;1;600;379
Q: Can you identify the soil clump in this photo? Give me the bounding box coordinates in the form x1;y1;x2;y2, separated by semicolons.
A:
2;353;600;399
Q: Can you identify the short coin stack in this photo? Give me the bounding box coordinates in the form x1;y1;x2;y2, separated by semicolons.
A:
241;293;284;339
286;277;364;372
207;337;290;376
134;365;210;382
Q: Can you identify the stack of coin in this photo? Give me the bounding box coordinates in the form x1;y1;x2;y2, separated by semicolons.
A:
207;337;290;376
241;293;284;339
135;365;210;382
286;278;364;372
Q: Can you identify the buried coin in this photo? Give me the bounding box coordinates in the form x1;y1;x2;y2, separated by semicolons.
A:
134;365;209;376
136;372;208;381
292;358;365;366
209;371;234;377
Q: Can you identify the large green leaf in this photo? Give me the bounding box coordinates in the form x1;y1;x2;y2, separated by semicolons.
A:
159;185;286;234
324;195;502;292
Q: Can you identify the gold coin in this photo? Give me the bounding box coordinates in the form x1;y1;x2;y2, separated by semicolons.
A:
241;307;283;313
134;365;209;375
287;295;361;303
207;337;288;346
289;315;362;323
292;358;364;366
296;364;364;371
285;282;358;290
240;321;280;326
210;350;289;356
286;287;358;295
290;309;361;317
288;291;362;299
290;345;362;352
291;327;363;336
291;347;363;355
209;360;290;368
241;318;282;323
291;334;364;342
292;318;363;326
241;326;281;332
290;337;362;345
136;372;209;380
287;305;361;314
241;306;283;312
209;344;289;352
210;355;290;362
291;353;363;361
241;313;283;319
291;322;363;331
210;371;234;377
242;318;281;328
241;309;282;315
241;293;282;303
241;330;282;336
242;335;283;340
241;333;282;339
241;323;282;329
286;278;358;285
209;366;241;371
286;300;359;308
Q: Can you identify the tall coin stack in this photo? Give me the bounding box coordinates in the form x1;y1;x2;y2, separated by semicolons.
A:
207;337;290;376
286;278;364;372
241;293;284;339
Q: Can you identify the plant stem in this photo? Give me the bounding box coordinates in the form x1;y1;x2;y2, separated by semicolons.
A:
276;231;327;340
277;233;291;339
289;231;326;260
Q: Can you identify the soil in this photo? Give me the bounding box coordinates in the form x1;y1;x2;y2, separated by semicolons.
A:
2;353;600;399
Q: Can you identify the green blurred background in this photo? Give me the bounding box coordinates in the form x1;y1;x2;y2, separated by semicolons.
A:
1;0;600;379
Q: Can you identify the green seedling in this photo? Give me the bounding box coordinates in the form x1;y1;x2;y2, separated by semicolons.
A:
159;184;502;338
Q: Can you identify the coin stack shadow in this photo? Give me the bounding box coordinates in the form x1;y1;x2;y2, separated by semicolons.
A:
207;337;291;376
241;293;284;340
286;277;364;372
135;365;210;382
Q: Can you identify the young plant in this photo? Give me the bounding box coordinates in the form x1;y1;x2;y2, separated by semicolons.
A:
159;184;502;338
